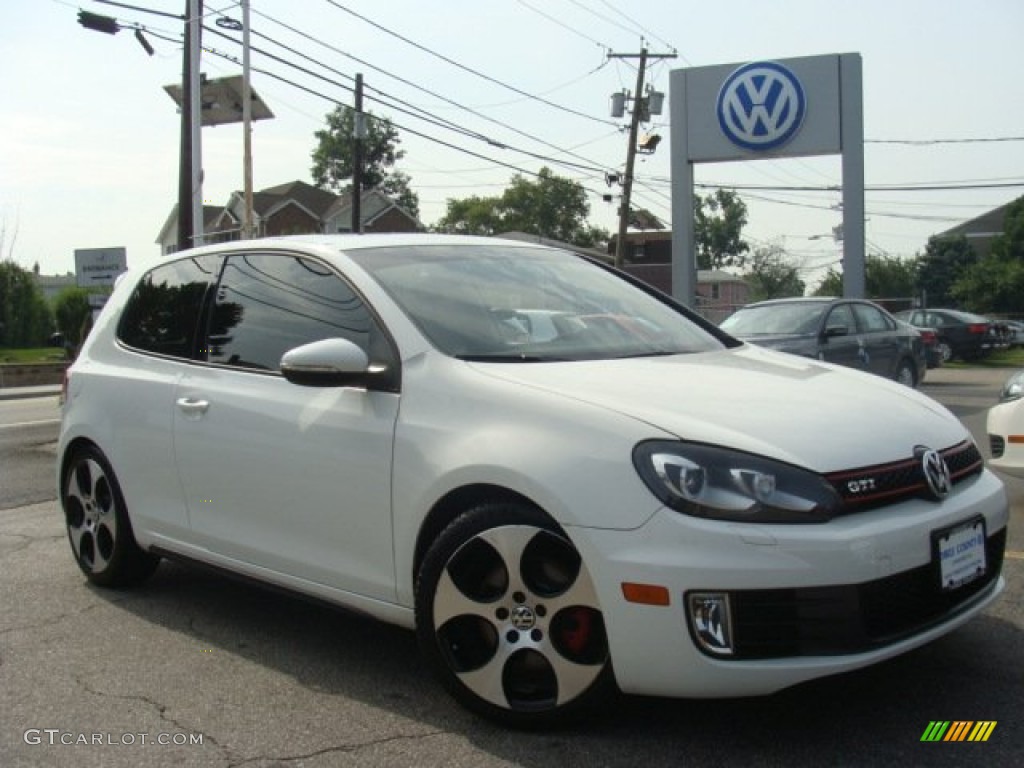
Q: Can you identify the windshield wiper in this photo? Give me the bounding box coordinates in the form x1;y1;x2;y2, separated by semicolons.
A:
455;353;565;362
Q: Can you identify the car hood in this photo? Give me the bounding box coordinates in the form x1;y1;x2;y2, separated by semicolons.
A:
469;345;964;473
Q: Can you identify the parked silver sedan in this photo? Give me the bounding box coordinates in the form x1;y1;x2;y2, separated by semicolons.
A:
720;297;927;387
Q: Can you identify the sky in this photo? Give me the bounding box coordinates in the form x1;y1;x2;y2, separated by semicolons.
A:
2;0;1023;291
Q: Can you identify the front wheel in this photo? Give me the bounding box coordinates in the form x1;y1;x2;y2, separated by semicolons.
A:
61;445;159;587
415;502;615;727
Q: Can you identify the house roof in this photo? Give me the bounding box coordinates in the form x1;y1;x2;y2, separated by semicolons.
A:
935;200;1014;241
325;188;422;228
155;205;224;245
253;180;337;218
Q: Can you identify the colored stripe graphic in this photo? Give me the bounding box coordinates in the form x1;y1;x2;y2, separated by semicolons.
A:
945;721;973;741
921;721;997;742
968;722;997;742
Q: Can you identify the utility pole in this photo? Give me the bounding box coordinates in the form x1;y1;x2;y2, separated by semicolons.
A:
176;1;195;250
241;0;254;239
188;0;203;248
607;46;676;268
176;0;203;251
352;73;365;233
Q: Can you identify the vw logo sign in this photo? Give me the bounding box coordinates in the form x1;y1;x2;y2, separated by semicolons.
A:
916;446;952;501
717;61;807;151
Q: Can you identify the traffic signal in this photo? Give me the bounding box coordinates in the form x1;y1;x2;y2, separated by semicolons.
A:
78;11;120;35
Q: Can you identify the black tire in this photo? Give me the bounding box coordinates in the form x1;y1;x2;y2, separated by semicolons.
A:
61;444;159;587
415;501;616;727
895;358;917;387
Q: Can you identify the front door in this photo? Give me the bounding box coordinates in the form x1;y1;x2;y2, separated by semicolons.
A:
172;251;400;601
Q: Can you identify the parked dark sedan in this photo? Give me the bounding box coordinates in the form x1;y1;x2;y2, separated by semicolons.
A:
720;297;927;387
898;320;943;369
893;308;992;363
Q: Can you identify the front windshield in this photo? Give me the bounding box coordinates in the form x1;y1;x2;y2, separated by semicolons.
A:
719;302;827;336
348;244;724;361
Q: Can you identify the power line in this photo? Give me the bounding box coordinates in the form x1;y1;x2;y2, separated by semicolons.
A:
177;31;612;202
867;136;1024;145
239;10;616;174
595;0;679;56
513;0;610;51
201;23;613;179
320;0;618;127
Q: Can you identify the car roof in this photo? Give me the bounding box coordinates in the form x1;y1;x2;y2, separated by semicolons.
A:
740;296;878;309
176;233;563;258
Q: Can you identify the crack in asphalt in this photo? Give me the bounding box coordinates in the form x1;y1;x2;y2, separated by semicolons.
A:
225;729;447;768
0;530;65;558
74;674;232;760
0;594;132;637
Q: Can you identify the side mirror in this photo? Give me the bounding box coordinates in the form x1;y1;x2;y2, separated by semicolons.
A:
280;338;371;388
823;324;849;339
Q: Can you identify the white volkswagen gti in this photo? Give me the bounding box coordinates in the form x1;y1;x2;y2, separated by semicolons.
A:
58;235;1008;727
987;370;1024;479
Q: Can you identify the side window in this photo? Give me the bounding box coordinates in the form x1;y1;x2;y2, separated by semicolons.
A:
852;303;893;333
207;253;378;371
117;255;221;358
825;304;855;333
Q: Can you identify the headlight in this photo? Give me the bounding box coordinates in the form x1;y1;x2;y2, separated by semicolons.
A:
633;440;842;523
999;371;1024;403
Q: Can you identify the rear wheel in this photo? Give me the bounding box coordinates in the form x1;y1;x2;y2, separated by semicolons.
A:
415;502;615;727
936;340;953;363
61;445;159;587
895;358;917;387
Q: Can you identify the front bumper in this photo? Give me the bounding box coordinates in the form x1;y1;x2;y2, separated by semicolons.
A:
987;398;1024;479
569;468;1008;698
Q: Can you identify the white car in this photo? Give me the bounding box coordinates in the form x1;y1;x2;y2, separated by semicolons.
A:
58;235;1008;727
987;370;1024;478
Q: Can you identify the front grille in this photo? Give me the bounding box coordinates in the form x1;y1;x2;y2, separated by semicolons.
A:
825;441;984;513
722;527;1005;659
990;435;1006;458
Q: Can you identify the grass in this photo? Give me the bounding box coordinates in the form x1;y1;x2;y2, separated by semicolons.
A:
946;347;1024;369
0;347;68;363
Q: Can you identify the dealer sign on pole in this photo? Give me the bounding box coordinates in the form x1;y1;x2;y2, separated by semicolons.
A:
74;247;128;288
669;53;864;306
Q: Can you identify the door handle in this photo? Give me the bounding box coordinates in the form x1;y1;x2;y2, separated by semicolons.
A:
176;397;210;416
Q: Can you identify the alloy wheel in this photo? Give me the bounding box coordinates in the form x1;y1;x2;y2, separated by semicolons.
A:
64;457;120;574
428;522;608;715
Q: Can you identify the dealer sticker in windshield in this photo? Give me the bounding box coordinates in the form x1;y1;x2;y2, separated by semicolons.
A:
933;517;987;591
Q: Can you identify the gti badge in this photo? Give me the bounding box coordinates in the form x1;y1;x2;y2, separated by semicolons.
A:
916;446;952;500
717;61;807;151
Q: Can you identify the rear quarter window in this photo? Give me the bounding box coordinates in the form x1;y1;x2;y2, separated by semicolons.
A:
117;255;221;358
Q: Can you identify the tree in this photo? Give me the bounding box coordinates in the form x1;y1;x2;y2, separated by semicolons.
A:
951;255;1024;313
694;189;749;270
866;254;917;298
989;195;1024;262
0;262;52;347
310;107;420;217
745;243;804;300
951;195;1024;313
813;267;842;297
53;287;93;348
915;235;976;307
812;254;917;299
434;167;610;248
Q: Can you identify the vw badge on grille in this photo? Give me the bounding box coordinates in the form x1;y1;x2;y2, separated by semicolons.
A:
916;446;952;500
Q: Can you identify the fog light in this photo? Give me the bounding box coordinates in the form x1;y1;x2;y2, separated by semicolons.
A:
687;593;734;656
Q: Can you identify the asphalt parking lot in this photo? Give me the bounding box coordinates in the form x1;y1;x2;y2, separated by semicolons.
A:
1;366;1021;767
